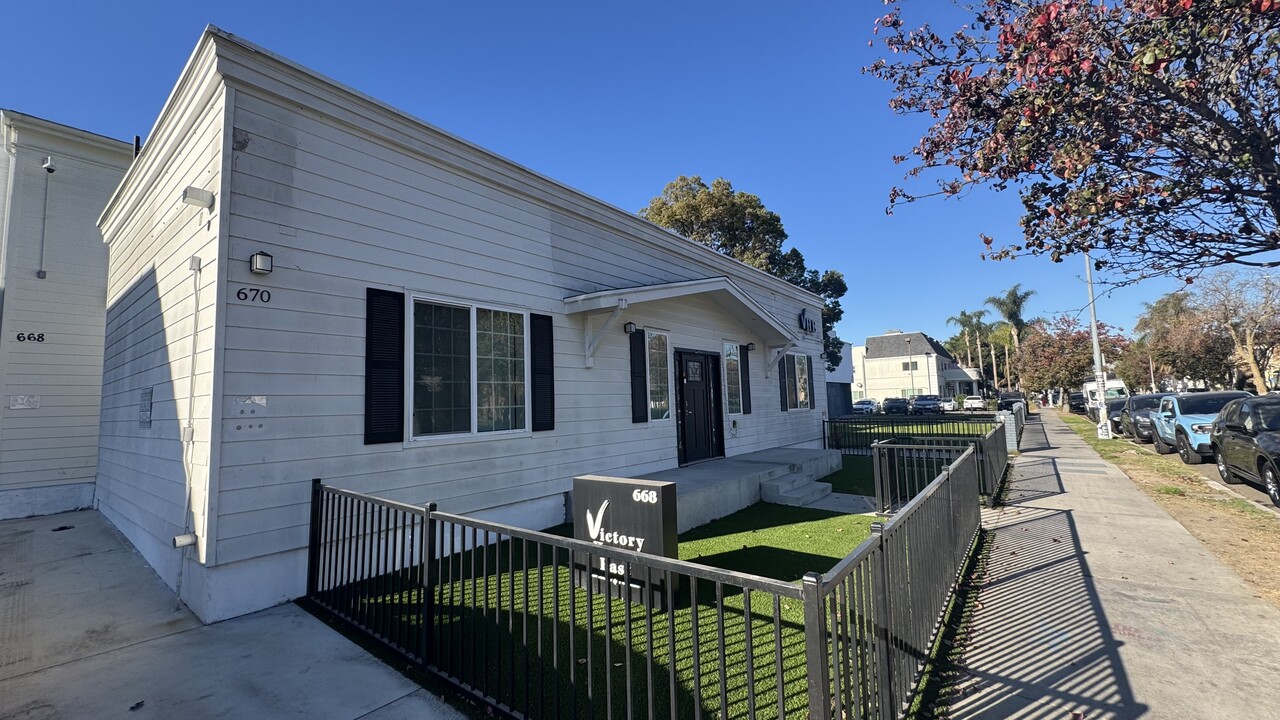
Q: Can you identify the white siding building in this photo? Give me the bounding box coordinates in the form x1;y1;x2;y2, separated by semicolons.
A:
96;28;829;622
0;111;132;519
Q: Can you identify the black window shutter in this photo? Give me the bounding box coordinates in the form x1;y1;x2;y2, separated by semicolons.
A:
630;330;648;423
530;314;555;431
785;355;799;410
364;288;405;444
778;354;789;412
739;344;752;415
807;355;816;410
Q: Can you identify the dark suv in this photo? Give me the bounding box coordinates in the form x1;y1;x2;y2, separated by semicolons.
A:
910;395;943;415
1210;395;1280;507
997;392;1026;412
1120;393;1172;443
882;397;910;415
1068;393;1086;413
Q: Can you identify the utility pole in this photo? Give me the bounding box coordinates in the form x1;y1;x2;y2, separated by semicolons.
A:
1084;252;1111;439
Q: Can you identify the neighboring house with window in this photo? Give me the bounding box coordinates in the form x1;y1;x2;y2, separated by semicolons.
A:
855;331;961;400
94;27;827;622
0;111;132;519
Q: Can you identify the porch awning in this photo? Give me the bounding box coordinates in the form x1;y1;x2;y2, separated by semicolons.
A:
563;277;799;367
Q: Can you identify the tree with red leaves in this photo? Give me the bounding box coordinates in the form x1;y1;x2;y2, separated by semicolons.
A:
1018;315;1129;398
866;0;1280;281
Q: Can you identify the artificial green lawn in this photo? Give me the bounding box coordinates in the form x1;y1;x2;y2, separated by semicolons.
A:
824;455;877;496
340;503;875;720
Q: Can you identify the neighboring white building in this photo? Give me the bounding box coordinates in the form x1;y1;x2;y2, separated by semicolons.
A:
95;27;829;623
854;331;970;400
0;111;132;519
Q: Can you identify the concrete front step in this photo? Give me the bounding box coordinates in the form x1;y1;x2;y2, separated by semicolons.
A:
762;479;832;506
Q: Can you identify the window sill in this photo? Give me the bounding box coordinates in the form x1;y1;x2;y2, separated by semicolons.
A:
404;428;532;448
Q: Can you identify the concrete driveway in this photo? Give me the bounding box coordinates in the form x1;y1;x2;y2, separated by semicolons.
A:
0;510;465;720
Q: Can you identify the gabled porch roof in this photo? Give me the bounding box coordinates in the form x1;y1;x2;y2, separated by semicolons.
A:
563;277;800;368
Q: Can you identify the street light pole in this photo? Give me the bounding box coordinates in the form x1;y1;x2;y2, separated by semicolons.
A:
925;352;933;394
905;337;915;398
1084;252;1111;439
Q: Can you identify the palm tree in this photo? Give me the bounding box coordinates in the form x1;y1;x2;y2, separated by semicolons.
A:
985;284;1037;351
990;322;1016;390
946;311;976;367
966;310;990;392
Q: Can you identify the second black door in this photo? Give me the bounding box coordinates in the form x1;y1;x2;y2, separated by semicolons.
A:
676;351;723;465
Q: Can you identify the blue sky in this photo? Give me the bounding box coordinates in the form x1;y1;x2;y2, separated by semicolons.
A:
3;1;1182;354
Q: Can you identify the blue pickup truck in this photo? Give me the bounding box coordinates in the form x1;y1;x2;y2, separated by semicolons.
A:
1152;391;1252;465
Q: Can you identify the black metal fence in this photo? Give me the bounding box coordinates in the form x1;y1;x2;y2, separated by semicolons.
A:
305;452;983;720
870;426;1009;511
824;415;1000;456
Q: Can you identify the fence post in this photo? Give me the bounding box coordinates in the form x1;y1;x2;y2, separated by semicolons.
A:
801;572;831;720
869;523;896;720
306;478;322;598
422;501;437;668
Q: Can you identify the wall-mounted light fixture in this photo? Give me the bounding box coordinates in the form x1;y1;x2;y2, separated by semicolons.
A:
181;186;215;209
746;343;756;351
249;252;274;275
623;322;637;335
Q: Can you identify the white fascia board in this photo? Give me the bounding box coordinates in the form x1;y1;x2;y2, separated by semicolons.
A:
97;28;224;235
564;277;798;346
199;27;824;308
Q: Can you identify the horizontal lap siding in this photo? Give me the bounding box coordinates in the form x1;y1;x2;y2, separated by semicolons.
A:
0;129;130;493
216;91;824;563
96;82;225;570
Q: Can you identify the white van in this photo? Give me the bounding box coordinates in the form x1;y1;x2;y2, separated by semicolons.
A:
1082;377;1130;404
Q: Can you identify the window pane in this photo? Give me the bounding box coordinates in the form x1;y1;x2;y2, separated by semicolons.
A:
413;302;471;435
795;354;810;409
724;342;742;414
477;309;525;432
648;332;669;421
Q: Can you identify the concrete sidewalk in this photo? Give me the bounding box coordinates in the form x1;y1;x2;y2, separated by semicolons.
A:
949;411;1280;720
0;510;465;720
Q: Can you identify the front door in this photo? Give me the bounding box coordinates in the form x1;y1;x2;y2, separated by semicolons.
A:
676;351;723;465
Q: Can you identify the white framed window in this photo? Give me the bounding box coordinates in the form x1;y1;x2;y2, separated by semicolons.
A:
723;342;743;415
901;361;918;372
782;353;813;411
646;330;670;421
410;297;527;438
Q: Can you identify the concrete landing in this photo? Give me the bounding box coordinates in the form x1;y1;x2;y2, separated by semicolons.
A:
636;448;841;531
0;510;464;720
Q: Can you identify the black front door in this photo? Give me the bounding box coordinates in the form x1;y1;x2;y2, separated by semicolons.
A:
676;351;723;465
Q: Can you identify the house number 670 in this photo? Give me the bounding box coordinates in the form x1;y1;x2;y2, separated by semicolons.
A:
236;288;271;303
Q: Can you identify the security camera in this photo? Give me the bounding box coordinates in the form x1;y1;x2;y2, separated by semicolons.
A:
42;157;56;173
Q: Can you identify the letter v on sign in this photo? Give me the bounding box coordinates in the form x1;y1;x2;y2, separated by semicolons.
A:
585;500;609;540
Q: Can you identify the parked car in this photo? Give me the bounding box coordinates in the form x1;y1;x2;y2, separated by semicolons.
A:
1105;397;1127;436
850;399;880;415
996;391;1026;412
1210;396;1280;506
1120;393;1173;443
940;397;958;412
882;397;910;415
962;395;986;411
1152;391;1252;464
1068;392;1087;413
910;394;943;414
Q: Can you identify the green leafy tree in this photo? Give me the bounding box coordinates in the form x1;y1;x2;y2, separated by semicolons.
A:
867;0;1280;280
641;176;848;368
1135;291;1234;387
